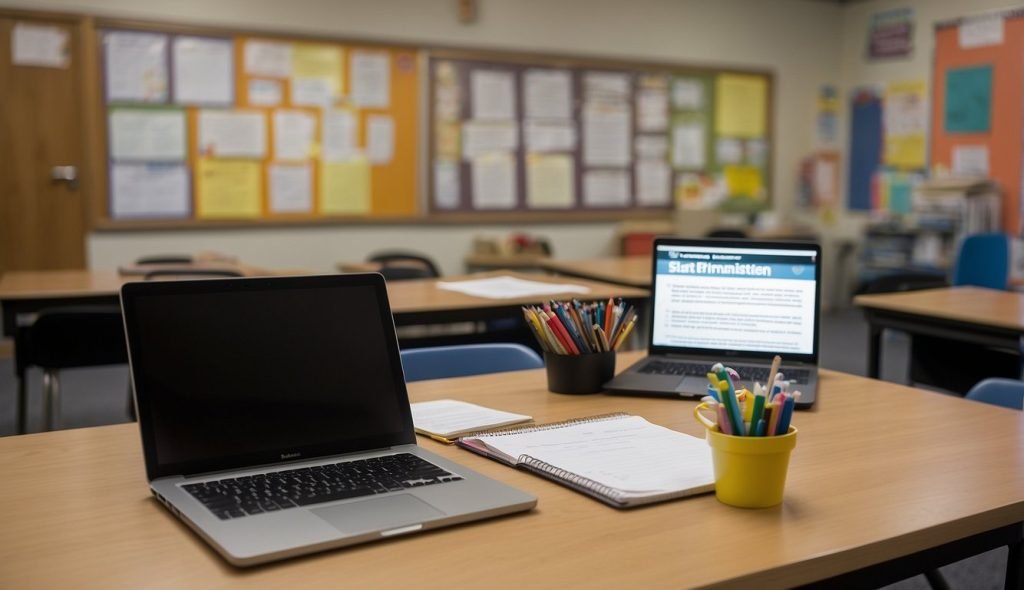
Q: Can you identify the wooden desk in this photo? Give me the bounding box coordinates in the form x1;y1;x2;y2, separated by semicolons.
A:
463;253;549;272
854;287;1024;380
1;352;1022;589
540;256;652;288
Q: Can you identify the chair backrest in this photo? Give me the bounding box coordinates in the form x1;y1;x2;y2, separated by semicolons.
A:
705;228;748;239
135;254;193;265
400;343;543;382
965;378;1024;410
143;268;244;281
377;266;436;281
953;233;1009;290
22;305;127;371
367;251;441;278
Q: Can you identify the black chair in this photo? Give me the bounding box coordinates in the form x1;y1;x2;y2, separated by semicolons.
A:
16;306;128;432
143;268;244;281
135;254;193;265
705;228;748;239
367;251;441;281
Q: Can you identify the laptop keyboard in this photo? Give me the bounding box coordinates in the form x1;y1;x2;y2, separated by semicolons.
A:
638;360;810;384
182;453;462;520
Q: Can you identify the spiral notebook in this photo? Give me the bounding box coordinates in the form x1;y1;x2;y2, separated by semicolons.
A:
456;413;715;508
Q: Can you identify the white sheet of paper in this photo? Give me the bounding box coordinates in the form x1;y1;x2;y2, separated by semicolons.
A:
108;109;186;161
410;400;531;439
12;22;68;68
635;135;669;159
110;163;189;218
322;109;358;162
813;159;837;202
636;159;671;206
436;275;590;299
462;121;518;159
523;69;572;120
471;70;515;120
104;31;168;102
351;51;390;108
746;139;768;168
273;110;316;161
526;154;575;209
524;120;576;152
435;84;460;120
472;153;517;210
672;122;706;169
247;79;282;106
366;115;394;164
198;110;266;158
291;77;333;108
672;78;704;110
716;137;743;164
583;169;630;207
243;40;292;78
583;102;632;167
584;71;630;101
960;15;1004;48
268;163;313;214
172;37;233;105
952;145;989;176
637;88;669;132
434;159;461;209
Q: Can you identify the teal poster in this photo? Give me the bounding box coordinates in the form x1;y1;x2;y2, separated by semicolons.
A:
944;65;992;133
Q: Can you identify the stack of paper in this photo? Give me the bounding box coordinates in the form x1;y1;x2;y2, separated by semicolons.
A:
410;400;532;443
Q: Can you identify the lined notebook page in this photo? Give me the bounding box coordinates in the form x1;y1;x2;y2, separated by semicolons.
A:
472;416;713;493
411;400;531;438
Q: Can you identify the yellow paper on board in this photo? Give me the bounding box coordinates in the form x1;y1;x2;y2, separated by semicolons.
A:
321;157;371;214
526;154;574;209
292;43;344;96
715;74;767;138
195;159;263;218
724;165;763;199
883;80;927;170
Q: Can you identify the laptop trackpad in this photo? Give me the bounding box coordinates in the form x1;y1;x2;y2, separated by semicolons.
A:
675;376;708;397
311;494;443;535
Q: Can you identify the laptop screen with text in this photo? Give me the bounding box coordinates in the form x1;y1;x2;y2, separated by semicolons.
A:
651;243;819;358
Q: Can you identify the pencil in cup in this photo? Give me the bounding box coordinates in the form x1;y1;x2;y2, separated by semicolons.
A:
522;300;636;355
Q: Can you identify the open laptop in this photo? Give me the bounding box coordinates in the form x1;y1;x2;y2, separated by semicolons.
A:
604;237;821;408
120;273;536;567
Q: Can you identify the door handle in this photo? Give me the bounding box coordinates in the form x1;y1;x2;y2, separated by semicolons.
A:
50;165;78;190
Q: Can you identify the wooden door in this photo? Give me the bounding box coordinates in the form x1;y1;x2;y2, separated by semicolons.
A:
0;13;88;272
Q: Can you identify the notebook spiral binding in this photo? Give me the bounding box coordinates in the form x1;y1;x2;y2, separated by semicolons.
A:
473;412;629;438
517;456;626;503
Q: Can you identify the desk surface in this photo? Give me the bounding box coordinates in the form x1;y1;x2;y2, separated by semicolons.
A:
2;352;1022;589
539;256;652;288
854;286;1024;332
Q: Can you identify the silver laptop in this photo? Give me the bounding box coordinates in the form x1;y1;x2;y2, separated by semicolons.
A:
120;273;536;567
605;238;821;409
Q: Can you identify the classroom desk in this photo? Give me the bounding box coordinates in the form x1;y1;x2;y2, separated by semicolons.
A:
854;286;1024;381
1;351;1022;589
539;255;651;288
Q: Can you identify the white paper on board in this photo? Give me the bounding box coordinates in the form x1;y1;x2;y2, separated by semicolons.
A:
715;137;743;165
523;69;572;120
322;109;358;162
471;70;516;120
526;154;575;209
351;51;390;108
582;102;632;167
635;135;669;159
584;72;630;102
244;40;292;78
671;122;706;169
959;15;1004;48
291;77;333;108
110;163;189;218
268;163;313;214
104;31;168;102
671;78;704;110
952;145;989;176
583;169;630;207
524;120;576;152
472;153;517;209
172;37;234;105
636;159;671;206
198;110;266;158
247;79;283;106
462;121;518;159
12;22;68;68
434;159;461;209
273;110;316;161
108;109;186;161
367;114;394;164
637;88;669;132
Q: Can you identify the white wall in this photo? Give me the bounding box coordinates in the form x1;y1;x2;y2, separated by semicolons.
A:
0;0;842;272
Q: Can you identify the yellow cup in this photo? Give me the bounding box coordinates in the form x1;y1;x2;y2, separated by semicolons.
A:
694;403;797;508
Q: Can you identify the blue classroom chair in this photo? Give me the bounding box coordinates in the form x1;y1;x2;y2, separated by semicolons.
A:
964;378;1024;410
400;343;543;382
953;232;1010;290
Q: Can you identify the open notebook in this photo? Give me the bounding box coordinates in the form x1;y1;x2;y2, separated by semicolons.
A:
457;413;714;508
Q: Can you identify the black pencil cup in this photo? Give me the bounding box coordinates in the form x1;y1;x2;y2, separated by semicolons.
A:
544;351;616;395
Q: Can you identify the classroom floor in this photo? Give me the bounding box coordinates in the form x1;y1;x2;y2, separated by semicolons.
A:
0;308;1004;588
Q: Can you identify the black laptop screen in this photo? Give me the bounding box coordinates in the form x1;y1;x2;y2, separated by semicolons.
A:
122;275;415;480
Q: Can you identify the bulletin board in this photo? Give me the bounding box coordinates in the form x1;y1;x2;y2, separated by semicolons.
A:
931;8;1024;233
94;20;419;226
427;50;773;218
